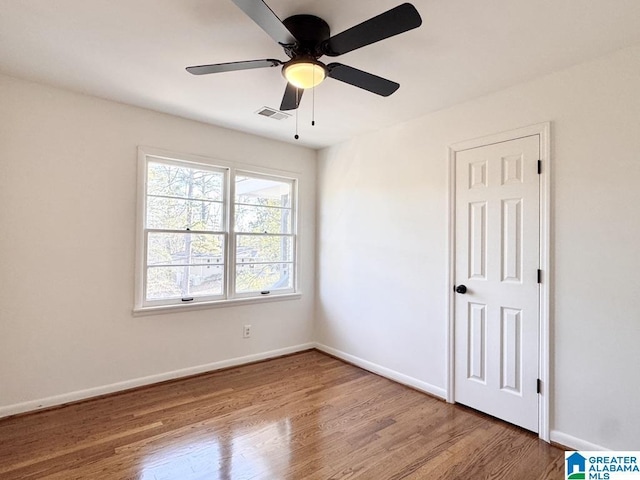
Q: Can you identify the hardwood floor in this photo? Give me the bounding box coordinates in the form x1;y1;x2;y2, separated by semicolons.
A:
0;350;565;479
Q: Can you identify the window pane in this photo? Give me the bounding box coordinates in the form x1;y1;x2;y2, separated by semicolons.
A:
148;162;224;201
148;233;224;266
236;263;293;293
146;265;224;300
236;235;293;263
147;197;223;231
234;204;291;234
235;175;291;207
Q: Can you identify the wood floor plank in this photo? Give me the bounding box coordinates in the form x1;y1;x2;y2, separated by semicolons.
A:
0;350;565;479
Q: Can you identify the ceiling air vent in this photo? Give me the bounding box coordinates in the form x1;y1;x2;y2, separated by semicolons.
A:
255;107;291;121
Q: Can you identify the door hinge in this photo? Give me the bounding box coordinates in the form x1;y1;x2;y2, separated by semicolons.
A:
537;160;542;174
537;378;542;394
537;269;542;284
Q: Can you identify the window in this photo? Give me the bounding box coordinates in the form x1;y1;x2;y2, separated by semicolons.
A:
136;149;298;311
234;173;294;296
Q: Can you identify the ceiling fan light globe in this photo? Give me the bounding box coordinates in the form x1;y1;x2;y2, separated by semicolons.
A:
284;62;326;89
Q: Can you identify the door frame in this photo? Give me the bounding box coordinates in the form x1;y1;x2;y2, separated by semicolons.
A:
446;122;551;442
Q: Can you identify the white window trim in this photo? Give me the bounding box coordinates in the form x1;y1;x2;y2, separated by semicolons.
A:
134;146;302;314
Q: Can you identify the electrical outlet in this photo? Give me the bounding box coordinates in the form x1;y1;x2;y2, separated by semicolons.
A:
243;324;252;338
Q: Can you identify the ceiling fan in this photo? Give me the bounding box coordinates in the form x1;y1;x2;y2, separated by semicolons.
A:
186;1;422;112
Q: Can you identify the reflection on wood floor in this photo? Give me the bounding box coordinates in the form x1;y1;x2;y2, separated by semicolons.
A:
0;350;565;479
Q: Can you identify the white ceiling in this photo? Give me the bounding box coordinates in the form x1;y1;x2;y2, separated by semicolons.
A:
1;0;640;149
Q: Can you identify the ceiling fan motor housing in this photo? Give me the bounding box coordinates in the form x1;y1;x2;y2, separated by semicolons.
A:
282;15;330;59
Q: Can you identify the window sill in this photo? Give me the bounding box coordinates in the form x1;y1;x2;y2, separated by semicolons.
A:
133;292;302;317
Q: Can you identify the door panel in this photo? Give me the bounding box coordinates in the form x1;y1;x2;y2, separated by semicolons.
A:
468;202;487;279
454;135;540;432
467;302;487;383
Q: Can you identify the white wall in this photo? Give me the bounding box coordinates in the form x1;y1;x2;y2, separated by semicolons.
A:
0;74;316;414
2;44;639;451
316;44;640;450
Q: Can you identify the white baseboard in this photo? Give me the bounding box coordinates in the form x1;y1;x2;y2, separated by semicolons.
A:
314;343;447;399
550;430;608;451
0;343;315;419
1;343;612;453
317;344;615;451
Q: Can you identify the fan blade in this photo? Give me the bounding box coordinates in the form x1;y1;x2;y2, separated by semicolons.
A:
231;0;297;45
327;63;399;97
186;59;282;75
322;3;422;57
280;83;303;111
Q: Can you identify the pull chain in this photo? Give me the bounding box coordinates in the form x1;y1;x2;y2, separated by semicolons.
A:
312;69;316;126
294;87;299;140
312;88;316;126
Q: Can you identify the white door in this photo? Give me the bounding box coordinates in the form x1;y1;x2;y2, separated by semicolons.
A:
454;135;540;432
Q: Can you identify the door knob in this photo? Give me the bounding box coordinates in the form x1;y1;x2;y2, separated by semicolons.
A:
455;285;467;294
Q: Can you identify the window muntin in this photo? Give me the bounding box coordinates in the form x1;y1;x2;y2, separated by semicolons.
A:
138;153;298;309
